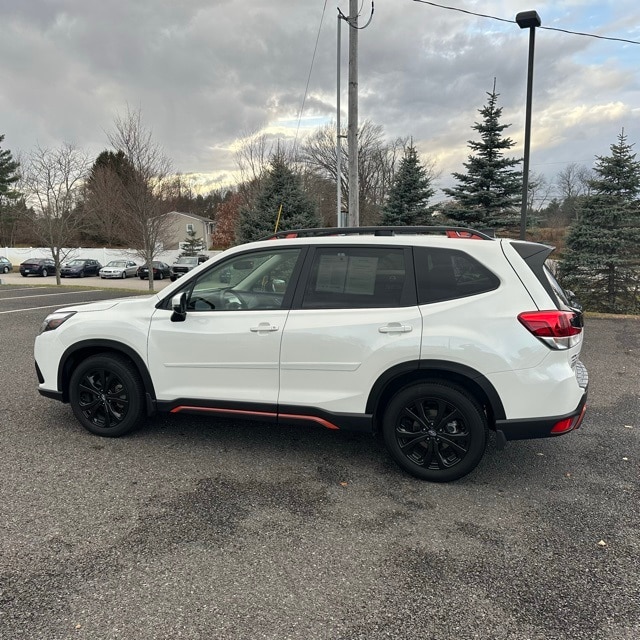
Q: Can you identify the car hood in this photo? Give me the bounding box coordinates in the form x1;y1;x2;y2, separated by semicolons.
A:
55;294;159;314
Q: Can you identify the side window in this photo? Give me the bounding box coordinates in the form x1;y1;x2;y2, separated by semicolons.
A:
185;248;302;312
414;247;499;304
301;247;409;309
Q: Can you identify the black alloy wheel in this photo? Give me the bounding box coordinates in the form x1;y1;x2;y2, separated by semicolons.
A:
382;382;487;482
69;354;145;437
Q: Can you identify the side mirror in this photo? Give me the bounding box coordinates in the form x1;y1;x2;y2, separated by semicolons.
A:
171;292;187;322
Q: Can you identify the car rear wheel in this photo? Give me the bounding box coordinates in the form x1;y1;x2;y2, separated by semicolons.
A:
382;382;487;482
2;266;8;274
69;354;145;437
158;271;164;280
41;269;48;277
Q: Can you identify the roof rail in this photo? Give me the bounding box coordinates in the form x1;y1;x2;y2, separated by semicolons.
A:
264;226;495;241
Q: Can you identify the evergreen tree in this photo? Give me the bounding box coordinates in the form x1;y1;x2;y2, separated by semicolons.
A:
443;84;522;228
236;153;320;243
0;134;22;246
562;130;640;313
381;144;435;225
180;228;205;255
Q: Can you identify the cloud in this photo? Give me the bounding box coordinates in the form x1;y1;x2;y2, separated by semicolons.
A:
1;0;639;200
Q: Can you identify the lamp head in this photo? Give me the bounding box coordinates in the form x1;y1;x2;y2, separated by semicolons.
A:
516;11;541;29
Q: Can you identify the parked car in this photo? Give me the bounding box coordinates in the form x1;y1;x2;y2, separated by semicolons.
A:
0;256;12;274
34;226;588;482
169;255;209;281
137;261;171;280
99;260;138;279
20;257;55;277
60;259;102;278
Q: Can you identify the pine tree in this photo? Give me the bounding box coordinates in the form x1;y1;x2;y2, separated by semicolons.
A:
443;84;522;228
236;153;320;243
381;144;435;226
562;130;640;313
180;228;205;255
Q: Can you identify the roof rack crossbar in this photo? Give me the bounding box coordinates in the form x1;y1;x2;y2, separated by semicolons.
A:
264;226;495;241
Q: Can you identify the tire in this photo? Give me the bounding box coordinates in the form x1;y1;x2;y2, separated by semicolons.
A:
21;273;28;277
69;354;145;437
79;271;85;278
382;382;487;482
158;271;164;280
121;271;126;279
41;269;48;277
2;266;8;274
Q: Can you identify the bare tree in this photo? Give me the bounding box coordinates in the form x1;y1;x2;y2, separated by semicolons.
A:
527;171;553;217
234;132;297;208
20;143;92;284
555;163;593;223
300;121;409;225
106;107;175;291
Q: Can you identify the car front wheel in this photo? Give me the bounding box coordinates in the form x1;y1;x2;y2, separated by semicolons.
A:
41;269;48;277
69;354;145;437
382;382;487;482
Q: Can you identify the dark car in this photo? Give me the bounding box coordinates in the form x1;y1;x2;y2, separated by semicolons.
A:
20;257;56;277
169;255;208;281
137;261;171;280
0;256;12;274
60;259;102;278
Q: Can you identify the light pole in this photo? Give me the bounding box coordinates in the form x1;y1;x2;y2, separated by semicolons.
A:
516;10;541;240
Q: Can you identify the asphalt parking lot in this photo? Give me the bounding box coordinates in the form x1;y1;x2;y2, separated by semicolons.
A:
0;280;638;640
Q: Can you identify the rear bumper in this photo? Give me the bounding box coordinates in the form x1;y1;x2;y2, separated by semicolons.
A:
495;391;588;442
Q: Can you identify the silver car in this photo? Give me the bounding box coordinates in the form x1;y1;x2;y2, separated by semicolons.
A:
99;260;138;279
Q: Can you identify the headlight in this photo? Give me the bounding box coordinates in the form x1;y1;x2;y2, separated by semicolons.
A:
40;311;76;333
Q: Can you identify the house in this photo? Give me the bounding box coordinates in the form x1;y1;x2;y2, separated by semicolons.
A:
164;211;216;250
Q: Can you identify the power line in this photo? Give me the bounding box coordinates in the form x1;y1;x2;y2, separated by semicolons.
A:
293;0;329;152
412;0;640;46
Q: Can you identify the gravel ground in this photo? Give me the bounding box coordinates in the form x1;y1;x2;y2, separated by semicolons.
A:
0;283;638;640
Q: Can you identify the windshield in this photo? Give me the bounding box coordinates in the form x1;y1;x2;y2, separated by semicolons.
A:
107;261;126;267
177;257;198;265
67;260;84;266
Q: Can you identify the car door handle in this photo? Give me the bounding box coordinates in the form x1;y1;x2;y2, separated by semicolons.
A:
250;323;279;333
378;323;413;334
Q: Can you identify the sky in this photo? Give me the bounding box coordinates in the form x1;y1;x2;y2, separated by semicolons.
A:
2;0;640;202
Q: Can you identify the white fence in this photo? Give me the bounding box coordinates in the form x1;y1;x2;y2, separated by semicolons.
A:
1;247;221;267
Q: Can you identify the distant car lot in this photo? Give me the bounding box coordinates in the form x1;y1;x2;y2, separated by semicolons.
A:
0;280;638;640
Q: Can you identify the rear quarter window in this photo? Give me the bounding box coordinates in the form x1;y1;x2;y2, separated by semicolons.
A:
414;247;500;304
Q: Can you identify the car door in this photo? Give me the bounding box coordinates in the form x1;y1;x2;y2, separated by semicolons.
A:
279;245;422;417
147;247;305;409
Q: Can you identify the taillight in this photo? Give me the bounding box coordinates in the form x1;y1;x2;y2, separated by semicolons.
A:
517;310;583;350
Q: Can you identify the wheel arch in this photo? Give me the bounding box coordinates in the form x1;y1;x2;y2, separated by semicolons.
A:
58;340;156;411
367;359;505;434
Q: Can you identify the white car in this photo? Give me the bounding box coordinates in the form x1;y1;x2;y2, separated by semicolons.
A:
99;260;138;279
34;226;588;482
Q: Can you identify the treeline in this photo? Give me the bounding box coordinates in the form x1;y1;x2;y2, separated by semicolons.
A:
1;89;639;311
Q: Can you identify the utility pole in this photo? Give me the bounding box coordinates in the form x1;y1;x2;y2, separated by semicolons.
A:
347;0;359;227
336;12;343;227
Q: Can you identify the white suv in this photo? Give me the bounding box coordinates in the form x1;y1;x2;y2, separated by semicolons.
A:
34;226;588;482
